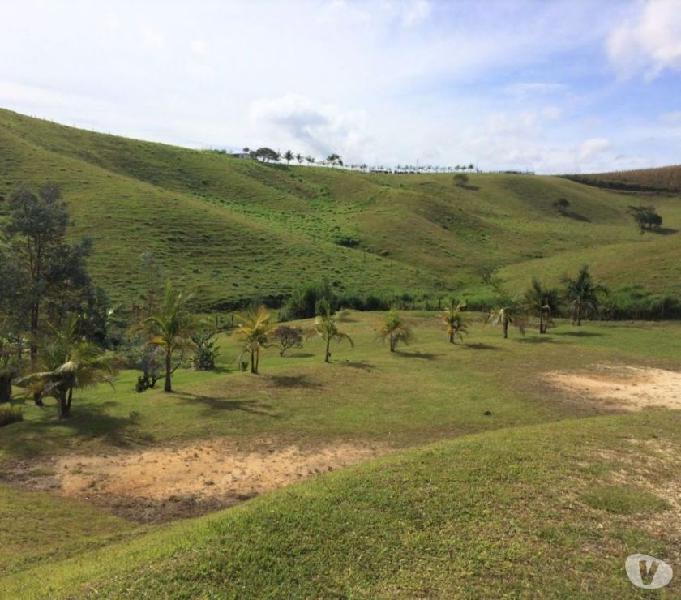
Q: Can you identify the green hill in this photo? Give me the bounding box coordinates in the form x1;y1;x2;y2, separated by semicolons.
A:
4;410;681;599
1;108;680;310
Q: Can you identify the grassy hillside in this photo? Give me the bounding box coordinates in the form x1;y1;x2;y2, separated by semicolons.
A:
2;108;679;310
4;411;681;599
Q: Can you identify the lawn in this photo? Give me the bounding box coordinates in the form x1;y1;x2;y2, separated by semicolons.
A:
2;313;681;597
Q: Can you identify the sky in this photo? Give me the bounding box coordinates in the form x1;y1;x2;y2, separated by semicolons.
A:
0;0;680;174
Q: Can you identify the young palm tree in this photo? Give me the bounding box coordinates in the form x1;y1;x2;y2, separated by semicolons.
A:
377;310;413;352
563;265;604;326
442;301;467;344
524;278;560;334
144;281;194;392
488;307;516;338
17;317;117;419
234;305;273;374
308;299;353;362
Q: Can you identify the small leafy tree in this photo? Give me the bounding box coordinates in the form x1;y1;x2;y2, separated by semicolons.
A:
563;265;604;326
143;281;194;392
628;205;662;234
271;325;303;357
283;150;294;164
308;299;353;362
191;329;220;370
377;310;413;352
453;173;469;187
296;153;304;164
524;278;560;334
234;306;273;374
442;301;467;344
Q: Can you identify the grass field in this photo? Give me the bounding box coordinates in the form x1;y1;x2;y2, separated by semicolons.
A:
2;108;681;310
2;313;681;597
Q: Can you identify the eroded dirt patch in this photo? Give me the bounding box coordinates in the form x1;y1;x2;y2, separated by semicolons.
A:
547;365;681;411
4;439;389;522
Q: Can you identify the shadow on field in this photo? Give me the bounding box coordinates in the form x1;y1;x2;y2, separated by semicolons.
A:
267;374;322;389
465;343;498;350
655;227;678;235
1;401;142;457
554;331;604;337
515;336;558;344
176;393;275;416
395;351;440;360
286;352;315;358
339;360;375;371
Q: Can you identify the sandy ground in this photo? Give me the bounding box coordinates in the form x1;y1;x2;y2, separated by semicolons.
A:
547;365;681;411
6;439;388;522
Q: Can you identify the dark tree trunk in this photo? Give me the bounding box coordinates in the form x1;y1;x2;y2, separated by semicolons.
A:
250;348;256;373
390;333;395;352
503;319;509;339
448;331;454;344
164;350;172;392
325;337;331;363
57;389;70;419
0;375;11;403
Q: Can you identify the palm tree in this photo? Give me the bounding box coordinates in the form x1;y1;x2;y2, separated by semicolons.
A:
488;307;518;338
234;306;273;374
563;265;604;326
377;310;413;352
284;150;294;164
524;278;560;334
144;281;194;392
308;299;353;362
17;316;117;419
442;300;467;344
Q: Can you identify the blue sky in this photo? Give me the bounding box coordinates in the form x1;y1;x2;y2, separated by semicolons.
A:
0;0;680;173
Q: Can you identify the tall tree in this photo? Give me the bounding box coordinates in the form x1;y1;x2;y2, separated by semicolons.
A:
234;306;273;373
524;278;560;334
143;281;194;392
308;299;353;362
563;265;604;326
3;185;92;387
283;150;294;164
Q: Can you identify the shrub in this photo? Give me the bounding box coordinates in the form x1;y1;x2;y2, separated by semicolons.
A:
0;404;23;427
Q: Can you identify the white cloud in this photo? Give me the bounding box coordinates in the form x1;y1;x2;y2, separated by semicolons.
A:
578;137;611;162
250;94;369;158
607;0;681;78
190;40;208;56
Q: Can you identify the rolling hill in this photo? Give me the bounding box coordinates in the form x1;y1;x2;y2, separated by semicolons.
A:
1;108;680;310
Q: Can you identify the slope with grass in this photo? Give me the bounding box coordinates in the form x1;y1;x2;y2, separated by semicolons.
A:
566;165;681;193
4;411;681;599
2;108;680;309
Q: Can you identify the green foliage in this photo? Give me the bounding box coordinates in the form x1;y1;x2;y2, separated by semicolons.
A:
376;310;413;351
234;306;273;373
582;484;669;515
442;300;467;344
562;265;606;326
628;204;663;233
270;325;303;357
191;328;220;370
308;298;353;362
0;404;23;427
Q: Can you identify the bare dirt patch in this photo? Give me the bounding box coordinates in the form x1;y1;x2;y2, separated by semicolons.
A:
546;365;681;411
4;439;389;522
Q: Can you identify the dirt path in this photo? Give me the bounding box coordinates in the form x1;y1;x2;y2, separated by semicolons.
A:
6;439;389;522
547;365;681;411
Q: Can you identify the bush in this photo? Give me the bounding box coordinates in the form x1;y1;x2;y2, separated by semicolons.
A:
0;404;23;427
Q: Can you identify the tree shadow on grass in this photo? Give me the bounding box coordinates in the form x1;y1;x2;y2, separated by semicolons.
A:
266;374;322;389
653;227;678;235
464;343;499;350
338;360;375;371
394;351;441;360
285;352;315;358
554;331;604;337
175;393;275;416
0;401;143;459
515;336;558;344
